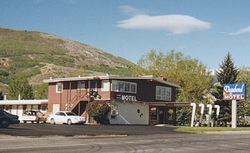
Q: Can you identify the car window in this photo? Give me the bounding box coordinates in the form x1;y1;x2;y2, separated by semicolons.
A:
66;112;77;116
37;112;43;117
24;111;29;115
55;112;61;115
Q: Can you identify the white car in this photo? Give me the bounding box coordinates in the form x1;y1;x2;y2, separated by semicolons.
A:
48;111;86;125
22;110;47;123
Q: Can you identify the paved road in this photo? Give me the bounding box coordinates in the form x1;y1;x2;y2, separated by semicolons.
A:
0;124;250;152
0;132;250;153
0;124;182;136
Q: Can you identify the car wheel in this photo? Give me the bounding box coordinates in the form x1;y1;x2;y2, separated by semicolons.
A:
1;120;9;128
51;119;55;124
23;121;27;123
67;119;72;125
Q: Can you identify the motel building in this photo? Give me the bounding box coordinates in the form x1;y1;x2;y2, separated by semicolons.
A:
43;75;185;125
0;96;48;122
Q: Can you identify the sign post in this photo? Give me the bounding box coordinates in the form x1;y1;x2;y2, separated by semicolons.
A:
231;100;237;128
223;83;247;128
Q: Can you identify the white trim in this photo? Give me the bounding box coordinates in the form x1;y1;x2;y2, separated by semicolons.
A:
0;99;48;105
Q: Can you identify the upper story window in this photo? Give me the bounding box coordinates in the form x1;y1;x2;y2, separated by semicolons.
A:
101;80;110;91
78;81;85;90
112;80;137;93
90;81;97;91
56;82;63;93
156;86;171;101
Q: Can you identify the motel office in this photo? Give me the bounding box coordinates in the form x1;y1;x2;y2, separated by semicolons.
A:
43;75;180;125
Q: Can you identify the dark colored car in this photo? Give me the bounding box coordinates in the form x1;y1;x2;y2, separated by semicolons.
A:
0;109;20;128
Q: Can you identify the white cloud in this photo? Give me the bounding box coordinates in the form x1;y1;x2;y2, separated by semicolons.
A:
116;14;211;34
230;26;250;35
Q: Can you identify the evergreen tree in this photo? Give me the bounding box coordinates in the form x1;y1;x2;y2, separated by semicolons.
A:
7;75;34;100
213;52;239;126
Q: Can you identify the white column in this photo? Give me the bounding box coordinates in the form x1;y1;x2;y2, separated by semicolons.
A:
199;104;205;125
207;104;212;127
214;105;220;127
232;100;237;128
190;103;196;127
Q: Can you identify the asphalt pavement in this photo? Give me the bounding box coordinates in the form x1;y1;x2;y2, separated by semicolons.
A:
0;123;184;137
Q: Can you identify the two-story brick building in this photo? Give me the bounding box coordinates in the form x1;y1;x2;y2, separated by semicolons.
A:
43;75;180;125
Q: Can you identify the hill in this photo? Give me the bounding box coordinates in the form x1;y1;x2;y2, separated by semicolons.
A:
0;27;135;92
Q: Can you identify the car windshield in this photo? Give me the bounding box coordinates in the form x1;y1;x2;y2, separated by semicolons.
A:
66;112;77;116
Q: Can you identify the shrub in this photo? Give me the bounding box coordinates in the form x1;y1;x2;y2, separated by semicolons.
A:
87;101;111;125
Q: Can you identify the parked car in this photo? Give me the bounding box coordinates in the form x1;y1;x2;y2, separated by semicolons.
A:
0;109;20;128
22;110;47;123
48;111;86;125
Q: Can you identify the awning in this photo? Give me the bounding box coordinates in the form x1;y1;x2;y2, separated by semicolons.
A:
149;102;192;107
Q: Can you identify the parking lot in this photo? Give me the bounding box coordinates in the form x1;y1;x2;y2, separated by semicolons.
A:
0;123;182;137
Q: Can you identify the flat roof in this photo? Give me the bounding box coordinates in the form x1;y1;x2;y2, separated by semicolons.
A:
0;99;48;105
43;75;180;88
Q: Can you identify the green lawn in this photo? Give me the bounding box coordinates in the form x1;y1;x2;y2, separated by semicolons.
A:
175;127;250;133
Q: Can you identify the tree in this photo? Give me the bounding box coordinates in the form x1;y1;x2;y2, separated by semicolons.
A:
132;50;213;103
33;83;48;99
7;75;34;100
0;91;4;100
212;52;239;126
132;50;213;126
237;67;250;125
87;101;111;125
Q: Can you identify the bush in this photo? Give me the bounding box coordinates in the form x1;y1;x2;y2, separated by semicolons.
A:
87;101;111;125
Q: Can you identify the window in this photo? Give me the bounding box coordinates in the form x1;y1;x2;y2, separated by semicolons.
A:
150;107;157;120
101;81;110;91
5;105;10;112
56;82;63;93
156;86;171;100
78;81;85;90
90;81;97;91
56;112;65;116
111;80;137;93
41;105;47;111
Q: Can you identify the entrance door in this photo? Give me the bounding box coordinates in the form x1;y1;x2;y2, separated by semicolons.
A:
166;108;175;124
159;108;165;124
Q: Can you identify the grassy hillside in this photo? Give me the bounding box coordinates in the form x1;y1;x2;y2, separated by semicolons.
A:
0;27;135;91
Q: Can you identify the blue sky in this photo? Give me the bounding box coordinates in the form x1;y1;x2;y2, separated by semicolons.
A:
1;0;249;69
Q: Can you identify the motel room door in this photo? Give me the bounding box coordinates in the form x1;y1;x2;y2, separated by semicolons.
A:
52;104;60;114
158;107;176;124
159;108;165;124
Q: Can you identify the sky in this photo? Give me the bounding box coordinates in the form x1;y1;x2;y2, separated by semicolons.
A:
0;0;249;69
